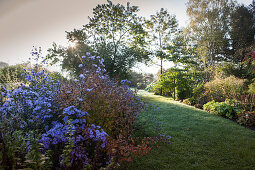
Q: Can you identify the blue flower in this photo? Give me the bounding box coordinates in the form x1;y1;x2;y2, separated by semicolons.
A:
120;79;131;85
78;64;83;68
86;88;93;92
90;56;95;60
63;116;69;124
79;74;85;79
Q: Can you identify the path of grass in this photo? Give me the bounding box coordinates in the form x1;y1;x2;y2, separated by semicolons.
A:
127;90;255;170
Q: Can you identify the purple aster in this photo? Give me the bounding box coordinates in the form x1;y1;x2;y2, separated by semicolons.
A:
86;88;93;92
79;74;85;79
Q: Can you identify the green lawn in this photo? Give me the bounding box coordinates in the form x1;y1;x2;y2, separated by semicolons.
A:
126;90;255;170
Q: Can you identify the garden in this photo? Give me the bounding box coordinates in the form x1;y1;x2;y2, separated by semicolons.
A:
1;0;255;169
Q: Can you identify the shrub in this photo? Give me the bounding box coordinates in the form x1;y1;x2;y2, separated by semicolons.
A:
192;83;208;105
203;99;241;119
183;98;195;105
204;76;245;102
237;111;255;127
0;64;26;89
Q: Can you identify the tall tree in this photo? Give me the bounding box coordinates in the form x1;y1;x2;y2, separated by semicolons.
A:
230;4;255;63
186;0;236;66
148;8;178;75
47;0;150;80
166;30;199;68
147;8;178;94
83;0;150;79
47;29;93;76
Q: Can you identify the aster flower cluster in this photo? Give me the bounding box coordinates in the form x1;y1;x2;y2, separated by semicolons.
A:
0;53;110;169
0;51;164;169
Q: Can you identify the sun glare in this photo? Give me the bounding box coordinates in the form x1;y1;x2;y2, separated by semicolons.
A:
68;41;76;48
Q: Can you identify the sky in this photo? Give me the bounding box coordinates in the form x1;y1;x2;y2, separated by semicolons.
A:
0;0;252;74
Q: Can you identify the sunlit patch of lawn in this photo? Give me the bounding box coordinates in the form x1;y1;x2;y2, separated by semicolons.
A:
127;90;255;169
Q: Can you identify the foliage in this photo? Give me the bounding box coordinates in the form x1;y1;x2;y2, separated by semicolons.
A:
203;99;241;119
183;98;195;106
186;0;235;65
129;71;154;89
47;0;150;80
153;68;194;100
237;111;255;127
48;71;67;82
0;54;109;168
0;61;8;69
248;80;255;95
230;4;255;63
145;82;156;92
0;64;26;86
166;30;199;68
204;76;245;102
147;8;178;75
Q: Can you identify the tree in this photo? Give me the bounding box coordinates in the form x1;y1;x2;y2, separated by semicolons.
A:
186;0;236;66
230;4;255;63
148;8;178;74
0;61;8;69
147;8;178;95
47;0;151;80
84;0;151;79
166;30;199;69
159;68;193;100
47;30;93;76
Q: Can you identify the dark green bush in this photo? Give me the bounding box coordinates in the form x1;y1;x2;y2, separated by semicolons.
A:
203;99;241;119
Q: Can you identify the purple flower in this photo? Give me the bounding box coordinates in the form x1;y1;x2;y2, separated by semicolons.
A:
78;64;83;68
79;74;85;79
90;56;95;60
120;79;131;85
63;116;68;124
82;56;86;59
86;52;91;56
86;88;93;92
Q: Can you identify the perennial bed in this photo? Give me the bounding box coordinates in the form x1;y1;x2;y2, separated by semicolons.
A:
0;52;169;169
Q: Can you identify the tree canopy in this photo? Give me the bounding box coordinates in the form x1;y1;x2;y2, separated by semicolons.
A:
47;0;151;80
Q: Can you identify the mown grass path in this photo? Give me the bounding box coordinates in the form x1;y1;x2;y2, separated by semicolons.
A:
127;90;255;170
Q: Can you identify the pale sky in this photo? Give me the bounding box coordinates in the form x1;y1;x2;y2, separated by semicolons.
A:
0;0;252;74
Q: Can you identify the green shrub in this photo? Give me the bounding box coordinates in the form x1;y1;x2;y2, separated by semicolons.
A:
192;83;208;105
237;111;255;127
203;99;241;119
0;64;26;89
